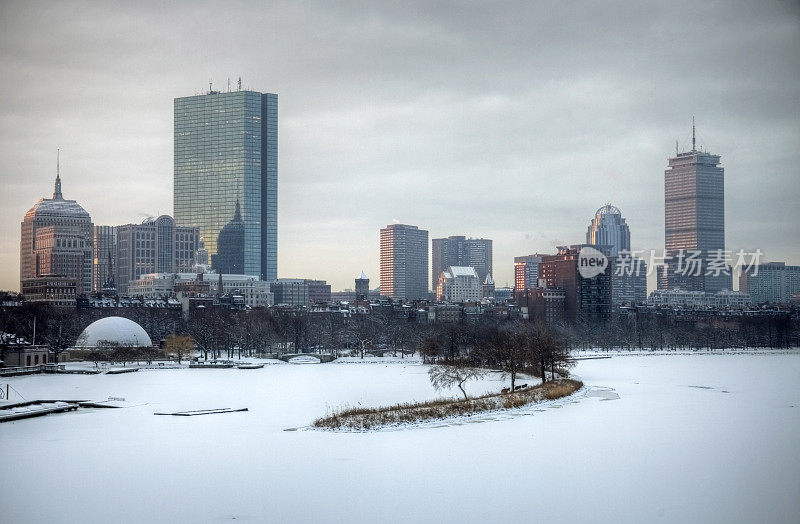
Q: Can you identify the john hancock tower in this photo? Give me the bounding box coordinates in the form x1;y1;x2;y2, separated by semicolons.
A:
174;84;277;280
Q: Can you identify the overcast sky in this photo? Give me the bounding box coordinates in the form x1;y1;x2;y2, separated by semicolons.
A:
1;0;798;292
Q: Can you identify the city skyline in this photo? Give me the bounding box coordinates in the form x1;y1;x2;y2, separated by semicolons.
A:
1;1;798;292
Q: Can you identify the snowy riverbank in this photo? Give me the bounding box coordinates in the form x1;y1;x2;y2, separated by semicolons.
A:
1;353;798;523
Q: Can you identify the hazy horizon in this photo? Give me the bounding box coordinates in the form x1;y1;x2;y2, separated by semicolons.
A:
1;1;799;292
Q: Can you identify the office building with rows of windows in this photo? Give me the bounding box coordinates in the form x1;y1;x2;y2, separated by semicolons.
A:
660;126;728;292
514;254;544;294
20;173;93;296
115;215;199;294
174;88;278;281
92;225;116;292
740;262;800;304
585;204;647;306
380;224;429;302
431;236;492;287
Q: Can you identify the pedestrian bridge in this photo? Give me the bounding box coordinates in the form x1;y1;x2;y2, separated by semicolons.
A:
276;353;337;363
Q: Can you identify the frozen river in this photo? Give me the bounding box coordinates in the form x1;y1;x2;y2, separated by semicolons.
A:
2;353;799;523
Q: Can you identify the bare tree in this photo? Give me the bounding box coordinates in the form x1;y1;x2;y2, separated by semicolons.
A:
535;327;572;381
419;329;445;363
86;348;109;368
111;346;136;366
164;334;195;363
39;306;83;363
187;308;222;360
396;322;421;359
346;313;379;358
428;364;488;399
471;322;534;391
140;345;160;365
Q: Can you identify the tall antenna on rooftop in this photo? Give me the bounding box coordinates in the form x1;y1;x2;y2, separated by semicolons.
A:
209;79;213;94
227;77;230;92
692;116;696;151
675;140;679;156
238;77;242;91
54;148;63;200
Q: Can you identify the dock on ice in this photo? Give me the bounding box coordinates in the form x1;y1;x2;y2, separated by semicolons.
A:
0;400;83;422
0;397;128;422
154;408;248;416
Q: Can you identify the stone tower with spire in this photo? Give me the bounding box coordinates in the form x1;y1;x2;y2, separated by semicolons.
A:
20;152;94;294
482;273;495;299
355;271;370;301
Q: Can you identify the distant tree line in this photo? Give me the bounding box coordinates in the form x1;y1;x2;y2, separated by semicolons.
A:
1;301;797;367
562;310;798;351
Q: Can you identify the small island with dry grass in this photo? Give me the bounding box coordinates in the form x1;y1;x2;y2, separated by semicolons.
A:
314;324;584;431
313;377;583;431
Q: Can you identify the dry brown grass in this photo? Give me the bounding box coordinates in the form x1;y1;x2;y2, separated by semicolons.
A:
542;379;583;400
313;378;583;431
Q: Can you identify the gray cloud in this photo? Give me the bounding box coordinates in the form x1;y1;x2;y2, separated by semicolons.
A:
1;0;798;291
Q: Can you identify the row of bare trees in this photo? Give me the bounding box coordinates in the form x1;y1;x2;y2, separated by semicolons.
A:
88;340;163;367
182;307;423;360
553;312;798;351
0;303;423;362
420;319;573;390
1;301;797;367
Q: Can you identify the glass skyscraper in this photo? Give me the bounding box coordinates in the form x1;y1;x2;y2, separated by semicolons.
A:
586;204;646;306
585;204;630;257
174;88;278;281
93;225;116;292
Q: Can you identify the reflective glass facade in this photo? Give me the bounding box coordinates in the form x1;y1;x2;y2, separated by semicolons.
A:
174;90;277;280
586;204;630;257
93;225;116;291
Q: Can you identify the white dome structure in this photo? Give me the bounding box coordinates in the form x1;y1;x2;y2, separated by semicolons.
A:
75;317;153;348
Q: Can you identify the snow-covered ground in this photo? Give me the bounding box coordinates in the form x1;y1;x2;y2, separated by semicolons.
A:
2;353;799;523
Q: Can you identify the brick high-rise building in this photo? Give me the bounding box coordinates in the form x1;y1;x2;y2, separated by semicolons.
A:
380;224;429;302
20;168;93;295
539;245;612;323
514;254;544;294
